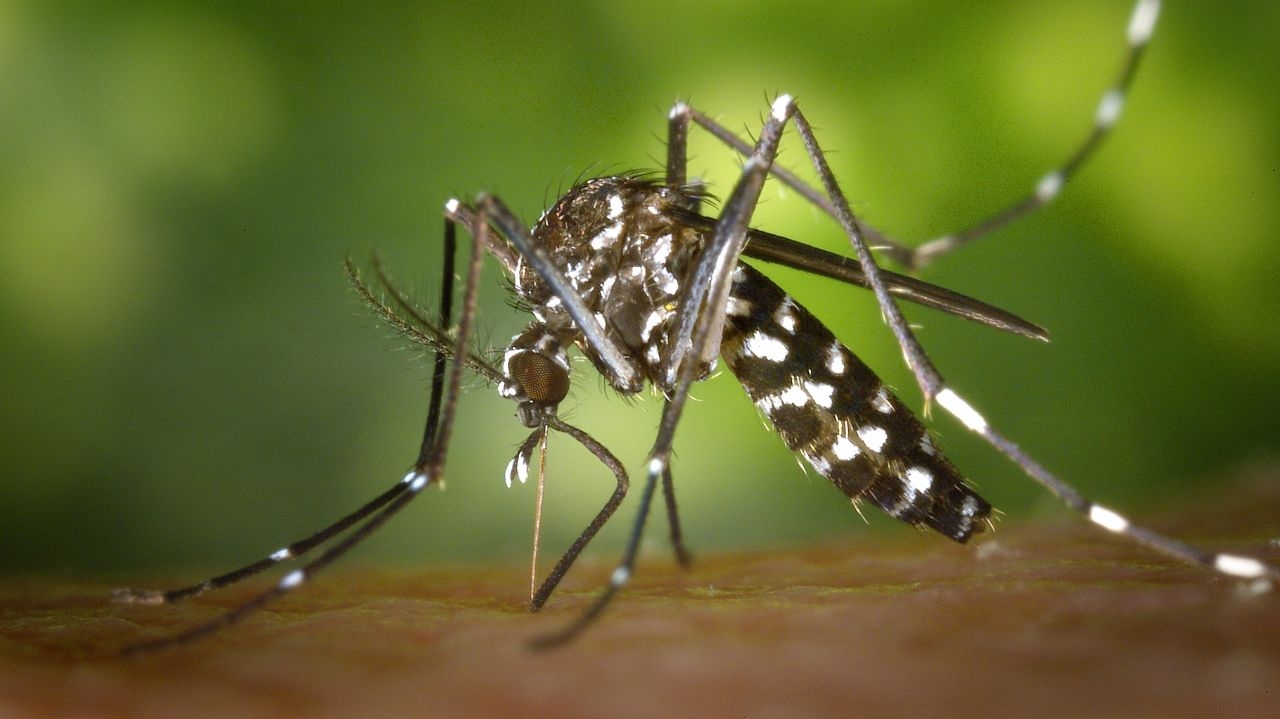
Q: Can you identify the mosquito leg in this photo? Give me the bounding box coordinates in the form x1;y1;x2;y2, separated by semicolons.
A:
785;90;1276;587
932;387;1279;586
112;479;412;605
528;418;629;612
528;414;660;650
120;194;490;654
530;96;800;647
788;103;945;405
676;0;1162;270
661;464;692;568
666;101;691;188
902;0;1162;269
417;213;458;464
479;195;643;394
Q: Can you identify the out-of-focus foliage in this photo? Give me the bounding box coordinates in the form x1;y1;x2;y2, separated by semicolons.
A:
3;1;1277;572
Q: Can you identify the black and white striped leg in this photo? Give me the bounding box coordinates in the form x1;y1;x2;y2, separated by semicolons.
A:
118;200;489;655
901;0;1162;269
667;0;1163;271
357;241;643;616
112;214;469;610
111;479;412;606
782;83;1277;587
934;388;1278;586
372;193;690;627
534;94;801;645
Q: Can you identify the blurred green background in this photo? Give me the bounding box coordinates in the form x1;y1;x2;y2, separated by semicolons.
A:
3;1;1278;576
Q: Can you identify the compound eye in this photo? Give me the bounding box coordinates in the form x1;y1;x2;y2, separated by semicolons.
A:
507;351;570;406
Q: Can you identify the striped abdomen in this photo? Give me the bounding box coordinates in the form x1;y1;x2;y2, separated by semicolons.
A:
721;263;991;542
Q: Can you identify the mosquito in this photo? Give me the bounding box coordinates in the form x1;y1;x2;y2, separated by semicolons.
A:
116;0;1276;653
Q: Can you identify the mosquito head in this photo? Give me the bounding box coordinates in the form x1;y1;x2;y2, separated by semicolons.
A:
507;350;571;428
499;326;573;427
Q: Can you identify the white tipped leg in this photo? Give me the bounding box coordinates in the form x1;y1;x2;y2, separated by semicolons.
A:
647;456;667;479
936;388;989;433
1094;89;1125;129
403;470;430;492
771;94;795;122
1214;554;1268;580
1034;171;1064;203
610;566;631;588
1127;0;1161;46
278;569;305;590
1087;504;1130;533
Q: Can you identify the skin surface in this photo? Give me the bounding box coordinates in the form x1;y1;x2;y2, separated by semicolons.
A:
3;466;1278;719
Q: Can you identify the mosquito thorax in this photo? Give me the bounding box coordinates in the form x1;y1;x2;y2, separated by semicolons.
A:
513;176;710;397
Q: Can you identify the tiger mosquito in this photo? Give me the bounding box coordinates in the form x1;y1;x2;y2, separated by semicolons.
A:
116;0;1277;653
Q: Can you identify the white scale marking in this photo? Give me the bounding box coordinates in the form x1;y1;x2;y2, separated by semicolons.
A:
647;456;666;477
279;569;305;589
1095;89;1124;128
611;566;631;587
936;388;988;432
773;298;798;333
755;384;810;412
1088;504;1129;533
904;467;933;497
270;548;292;562
857;425;888;453
590;221;623;250
650;234;673;264
661;274;679;295
831;435;860;461
645;343;661;365
640;310;665;342
771;94;794;121
825;343;845;375
607;193;624;219
805;451;832;476
511;451;531;487
1035;171;1064;203
1215;553;1268;579
1128;0;1161;46
402;470;429;492
804;380;835;408
871;386;893;414
743;331;790;362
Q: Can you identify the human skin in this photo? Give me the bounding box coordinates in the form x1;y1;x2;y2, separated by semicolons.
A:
4;467;1278;719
